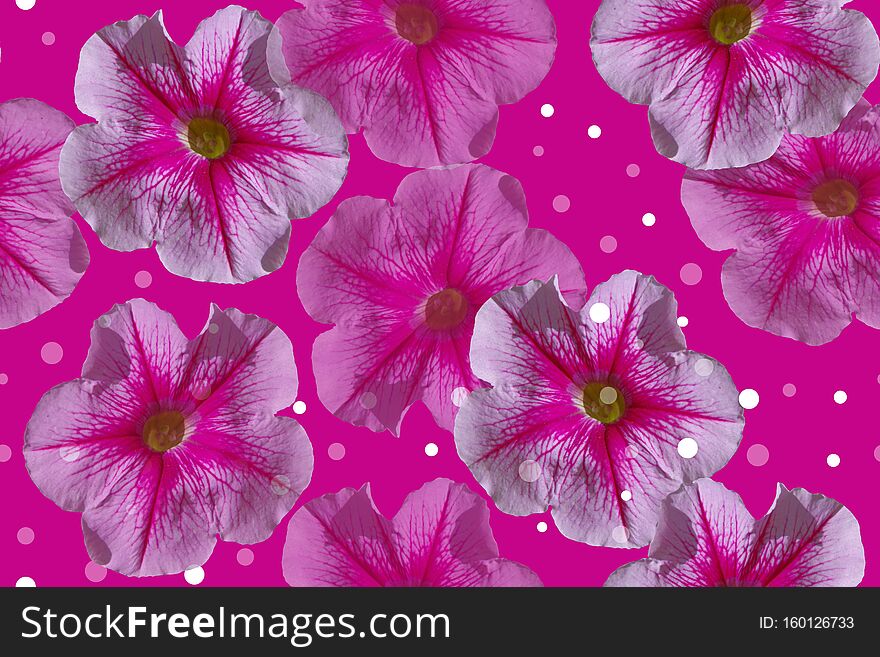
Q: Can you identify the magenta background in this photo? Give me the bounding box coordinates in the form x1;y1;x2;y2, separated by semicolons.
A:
1;0;879;587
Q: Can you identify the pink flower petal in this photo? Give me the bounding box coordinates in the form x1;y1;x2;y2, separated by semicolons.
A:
282;478;541;587
297;164;585;434
61;7;348;283
606;479;865;587
24;299;312;576
455;272;743;547
591;0;880;169
682;101;880;344
0;99;88;328
271;0;556;167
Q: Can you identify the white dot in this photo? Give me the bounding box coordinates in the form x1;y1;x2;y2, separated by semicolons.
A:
833;390;847;405
360;392;377;409
694;358;714;377
642;212;656;227
518;459;541;482
827;453;841;468
451;387;469;407
612;526;628;543
739;389;760;410
60;445;81;462
589;302;611;324
677;437;699;459
208;323;219;334
536;521;548;533
292;400;307;415
425;443;439;457
16;0;37;10
588;124;602;139
15;577;36;587
540;103;555;118
270;474;291;495
677;316;689;327
184;566;205;586
598;387;618;405
620;490;632;502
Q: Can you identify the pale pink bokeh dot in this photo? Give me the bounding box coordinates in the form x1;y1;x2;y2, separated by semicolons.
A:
599;235;618;253
782;383;797;397
680;263;703;286
552;195;571;213
746;444;770;467
0;373;8;385
626;163;640;177
874;445;880;462
237;548;255;566
85;561;107;583
328;442;346;461
40;342;63;365
0;445;11;463
533;145;544;157
41;32;55;46
134;270;153;289
17;527;34;545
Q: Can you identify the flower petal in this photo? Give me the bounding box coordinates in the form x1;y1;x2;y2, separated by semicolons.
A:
605;479;755;587
0;99;87;328
606;480;865;587
745;484;865;587
79;449;219;577
282;479;541;587
74;12;191;124
392;478;538;586
283;485;400;587
180;305;300;413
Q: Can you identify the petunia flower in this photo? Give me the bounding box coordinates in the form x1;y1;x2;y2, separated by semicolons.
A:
606;478;865;586
24;299;313;577
270;0;556;168
454;271;744;548
297;164;586;435
0;98;88;329
60;6;349;284
282;478;542;587
591;0;880;170
683;101;880;345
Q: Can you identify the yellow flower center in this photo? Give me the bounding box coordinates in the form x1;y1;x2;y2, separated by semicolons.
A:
812;179;859;218
709;4;753;45
582;382;626;424
395;4;439;45
142;410;187;453
424;288;468;331
187;117;231;159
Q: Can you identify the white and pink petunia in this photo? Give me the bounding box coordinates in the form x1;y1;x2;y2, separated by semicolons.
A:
0;99;88;329
297;164;585;435
270;0;556;167
60;6;348;284
591;0;880;169
606;479;865;586
282;478;542;587
24;299;313;577
683;101;880;345
454;271;744;548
